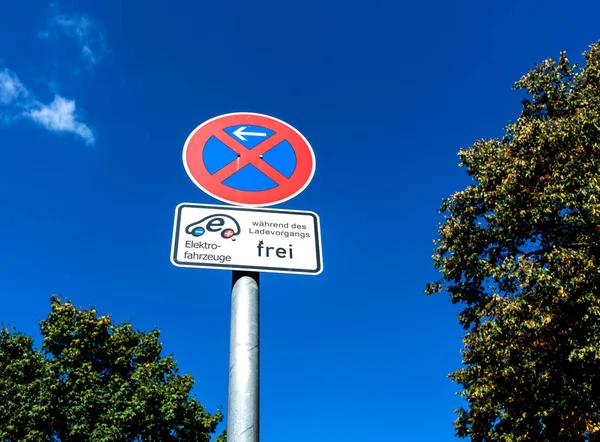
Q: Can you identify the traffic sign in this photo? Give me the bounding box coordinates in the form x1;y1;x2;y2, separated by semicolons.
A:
171;203;322;274
183;112;316;207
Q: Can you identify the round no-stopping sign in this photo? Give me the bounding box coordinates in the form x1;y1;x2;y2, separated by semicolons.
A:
183;112;316;207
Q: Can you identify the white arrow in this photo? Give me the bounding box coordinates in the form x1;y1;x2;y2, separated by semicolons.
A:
232;126;267;141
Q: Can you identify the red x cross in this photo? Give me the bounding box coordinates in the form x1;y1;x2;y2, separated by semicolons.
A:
211;131;288;186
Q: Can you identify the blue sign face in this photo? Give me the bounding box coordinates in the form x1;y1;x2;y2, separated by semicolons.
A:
202;124;298;192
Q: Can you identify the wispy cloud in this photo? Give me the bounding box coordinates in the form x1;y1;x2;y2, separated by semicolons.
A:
41;4;107;67
0;67;95;145
0;69;28;105
1;5;102;145
26;96;95;145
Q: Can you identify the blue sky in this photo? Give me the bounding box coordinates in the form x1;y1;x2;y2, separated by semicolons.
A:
1;1;599;440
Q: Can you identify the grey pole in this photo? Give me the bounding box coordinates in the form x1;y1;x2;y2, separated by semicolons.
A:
228;271;260;442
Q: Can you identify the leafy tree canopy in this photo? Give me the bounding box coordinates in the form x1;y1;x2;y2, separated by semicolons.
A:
0;296;224;442
427;41;600;441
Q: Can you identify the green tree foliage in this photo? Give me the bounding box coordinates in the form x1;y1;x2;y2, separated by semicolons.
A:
427;41;600;441
0;296;224;442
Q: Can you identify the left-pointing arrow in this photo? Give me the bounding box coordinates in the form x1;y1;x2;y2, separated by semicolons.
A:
232;126;268;141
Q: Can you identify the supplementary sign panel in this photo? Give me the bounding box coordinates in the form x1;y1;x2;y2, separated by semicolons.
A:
183;112;316;207
171;203;322;274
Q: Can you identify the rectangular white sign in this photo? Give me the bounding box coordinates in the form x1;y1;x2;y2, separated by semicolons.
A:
171;203;323;275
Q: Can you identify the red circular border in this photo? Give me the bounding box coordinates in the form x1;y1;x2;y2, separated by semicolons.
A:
183;113;315;206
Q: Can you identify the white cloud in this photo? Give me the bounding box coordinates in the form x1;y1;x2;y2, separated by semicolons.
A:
0;6;101;145
26;96;95;145
0;67;95;145
42;5;107;66
0;68;28;105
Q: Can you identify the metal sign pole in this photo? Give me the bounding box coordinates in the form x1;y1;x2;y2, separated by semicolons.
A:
228;271;260;442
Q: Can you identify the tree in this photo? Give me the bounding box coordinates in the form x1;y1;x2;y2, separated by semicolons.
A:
427;41;600;441
0;296;224;442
